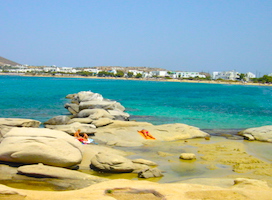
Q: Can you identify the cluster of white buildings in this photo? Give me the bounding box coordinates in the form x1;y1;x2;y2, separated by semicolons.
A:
212;70;256;81
1;65;267;81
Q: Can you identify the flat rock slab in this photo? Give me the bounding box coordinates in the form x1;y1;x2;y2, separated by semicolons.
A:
17;163;107;181
0;118;41;127
93;121;210;146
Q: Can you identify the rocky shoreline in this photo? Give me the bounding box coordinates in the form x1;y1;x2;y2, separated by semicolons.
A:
0;91;272;199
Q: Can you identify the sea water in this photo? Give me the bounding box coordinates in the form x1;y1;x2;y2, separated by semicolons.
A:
0;75;272;129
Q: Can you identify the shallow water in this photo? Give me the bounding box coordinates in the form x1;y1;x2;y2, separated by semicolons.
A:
1;75;272;129
0;75;271;190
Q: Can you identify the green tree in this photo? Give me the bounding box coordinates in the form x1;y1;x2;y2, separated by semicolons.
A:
135;73;142;78
127;72;134;78
115;70;124;77
239;73;245;81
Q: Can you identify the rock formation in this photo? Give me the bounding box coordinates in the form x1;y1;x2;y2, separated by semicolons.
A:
239;125;272;142
0;127;83;167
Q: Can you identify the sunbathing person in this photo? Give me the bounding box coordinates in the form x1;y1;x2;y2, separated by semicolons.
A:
74;129;89;143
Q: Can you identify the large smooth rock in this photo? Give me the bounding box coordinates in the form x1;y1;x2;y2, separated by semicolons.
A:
45;122;96;135
44;115;71;125
76;91;104;103
0;127;83;167
90;152;134;173
239;126;272;142
77;109;114;119
79;101;125;111
107;109;130;121
0;118;41;127
92;121;210;146
138;168;163;178
91;118;113;127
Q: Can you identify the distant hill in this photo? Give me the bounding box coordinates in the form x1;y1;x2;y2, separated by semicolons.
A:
0;56;20;66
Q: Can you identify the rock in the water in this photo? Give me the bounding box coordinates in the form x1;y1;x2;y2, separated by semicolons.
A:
179;153;196;160
107;109;130;121
239;126;272;142
0;127;83;167
77;109;114;119
44;115;71;125
64;103;79;115
132;159;158;166
90;152;134;173
138;168;163;178
79;101;124;111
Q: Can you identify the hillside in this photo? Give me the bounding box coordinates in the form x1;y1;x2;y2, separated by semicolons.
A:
0;56;20;66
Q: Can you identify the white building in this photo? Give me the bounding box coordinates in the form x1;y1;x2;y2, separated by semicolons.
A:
83;68;100;74
244;72;256;81
212;70;240;80
128;70;143;76
151;71;169;77
173;71;206;79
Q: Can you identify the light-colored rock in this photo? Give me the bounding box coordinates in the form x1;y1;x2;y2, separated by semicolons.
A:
45;122;96;135
91;118;113;127
242;133;255;141
132;159;158;166
0;127;83;167
77;91;104;102
78;144;129;170
44;115;71;125
0;118;41;127
239;126;272;142
64;103;79;115
233;178;270;188
79;101;123;111
107;109;130;121
179;153;196;160
138;168;163;178
67;118;93;124
17;163;106;181
8;178;272;200
0;184;25;196
77;109;114;119
93;121;209;147
65;93;76;99
90;152;134;173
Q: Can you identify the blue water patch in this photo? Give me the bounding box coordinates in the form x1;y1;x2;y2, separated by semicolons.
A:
0;75;272;129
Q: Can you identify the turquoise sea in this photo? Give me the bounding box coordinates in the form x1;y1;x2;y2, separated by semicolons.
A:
0;75;272;130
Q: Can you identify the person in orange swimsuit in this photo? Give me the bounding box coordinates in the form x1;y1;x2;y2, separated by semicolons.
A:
138;129;156;139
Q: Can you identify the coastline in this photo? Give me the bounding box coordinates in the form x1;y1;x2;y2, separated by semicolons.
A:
1;72;271;87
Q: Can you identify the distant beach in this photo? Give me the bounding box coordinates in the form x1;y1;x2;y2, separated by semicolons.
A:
1;72;271;87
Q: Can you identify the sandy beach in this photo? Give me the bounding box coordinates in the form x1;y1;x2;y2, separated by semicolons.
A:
1;73;271;87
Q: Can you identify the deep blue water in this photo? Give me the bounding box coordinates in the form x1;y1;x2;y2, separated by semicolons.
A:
0;75;272;129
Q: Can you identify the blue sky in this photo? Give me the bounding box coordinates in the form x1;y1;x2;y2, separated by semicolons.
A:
1;0;271;75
